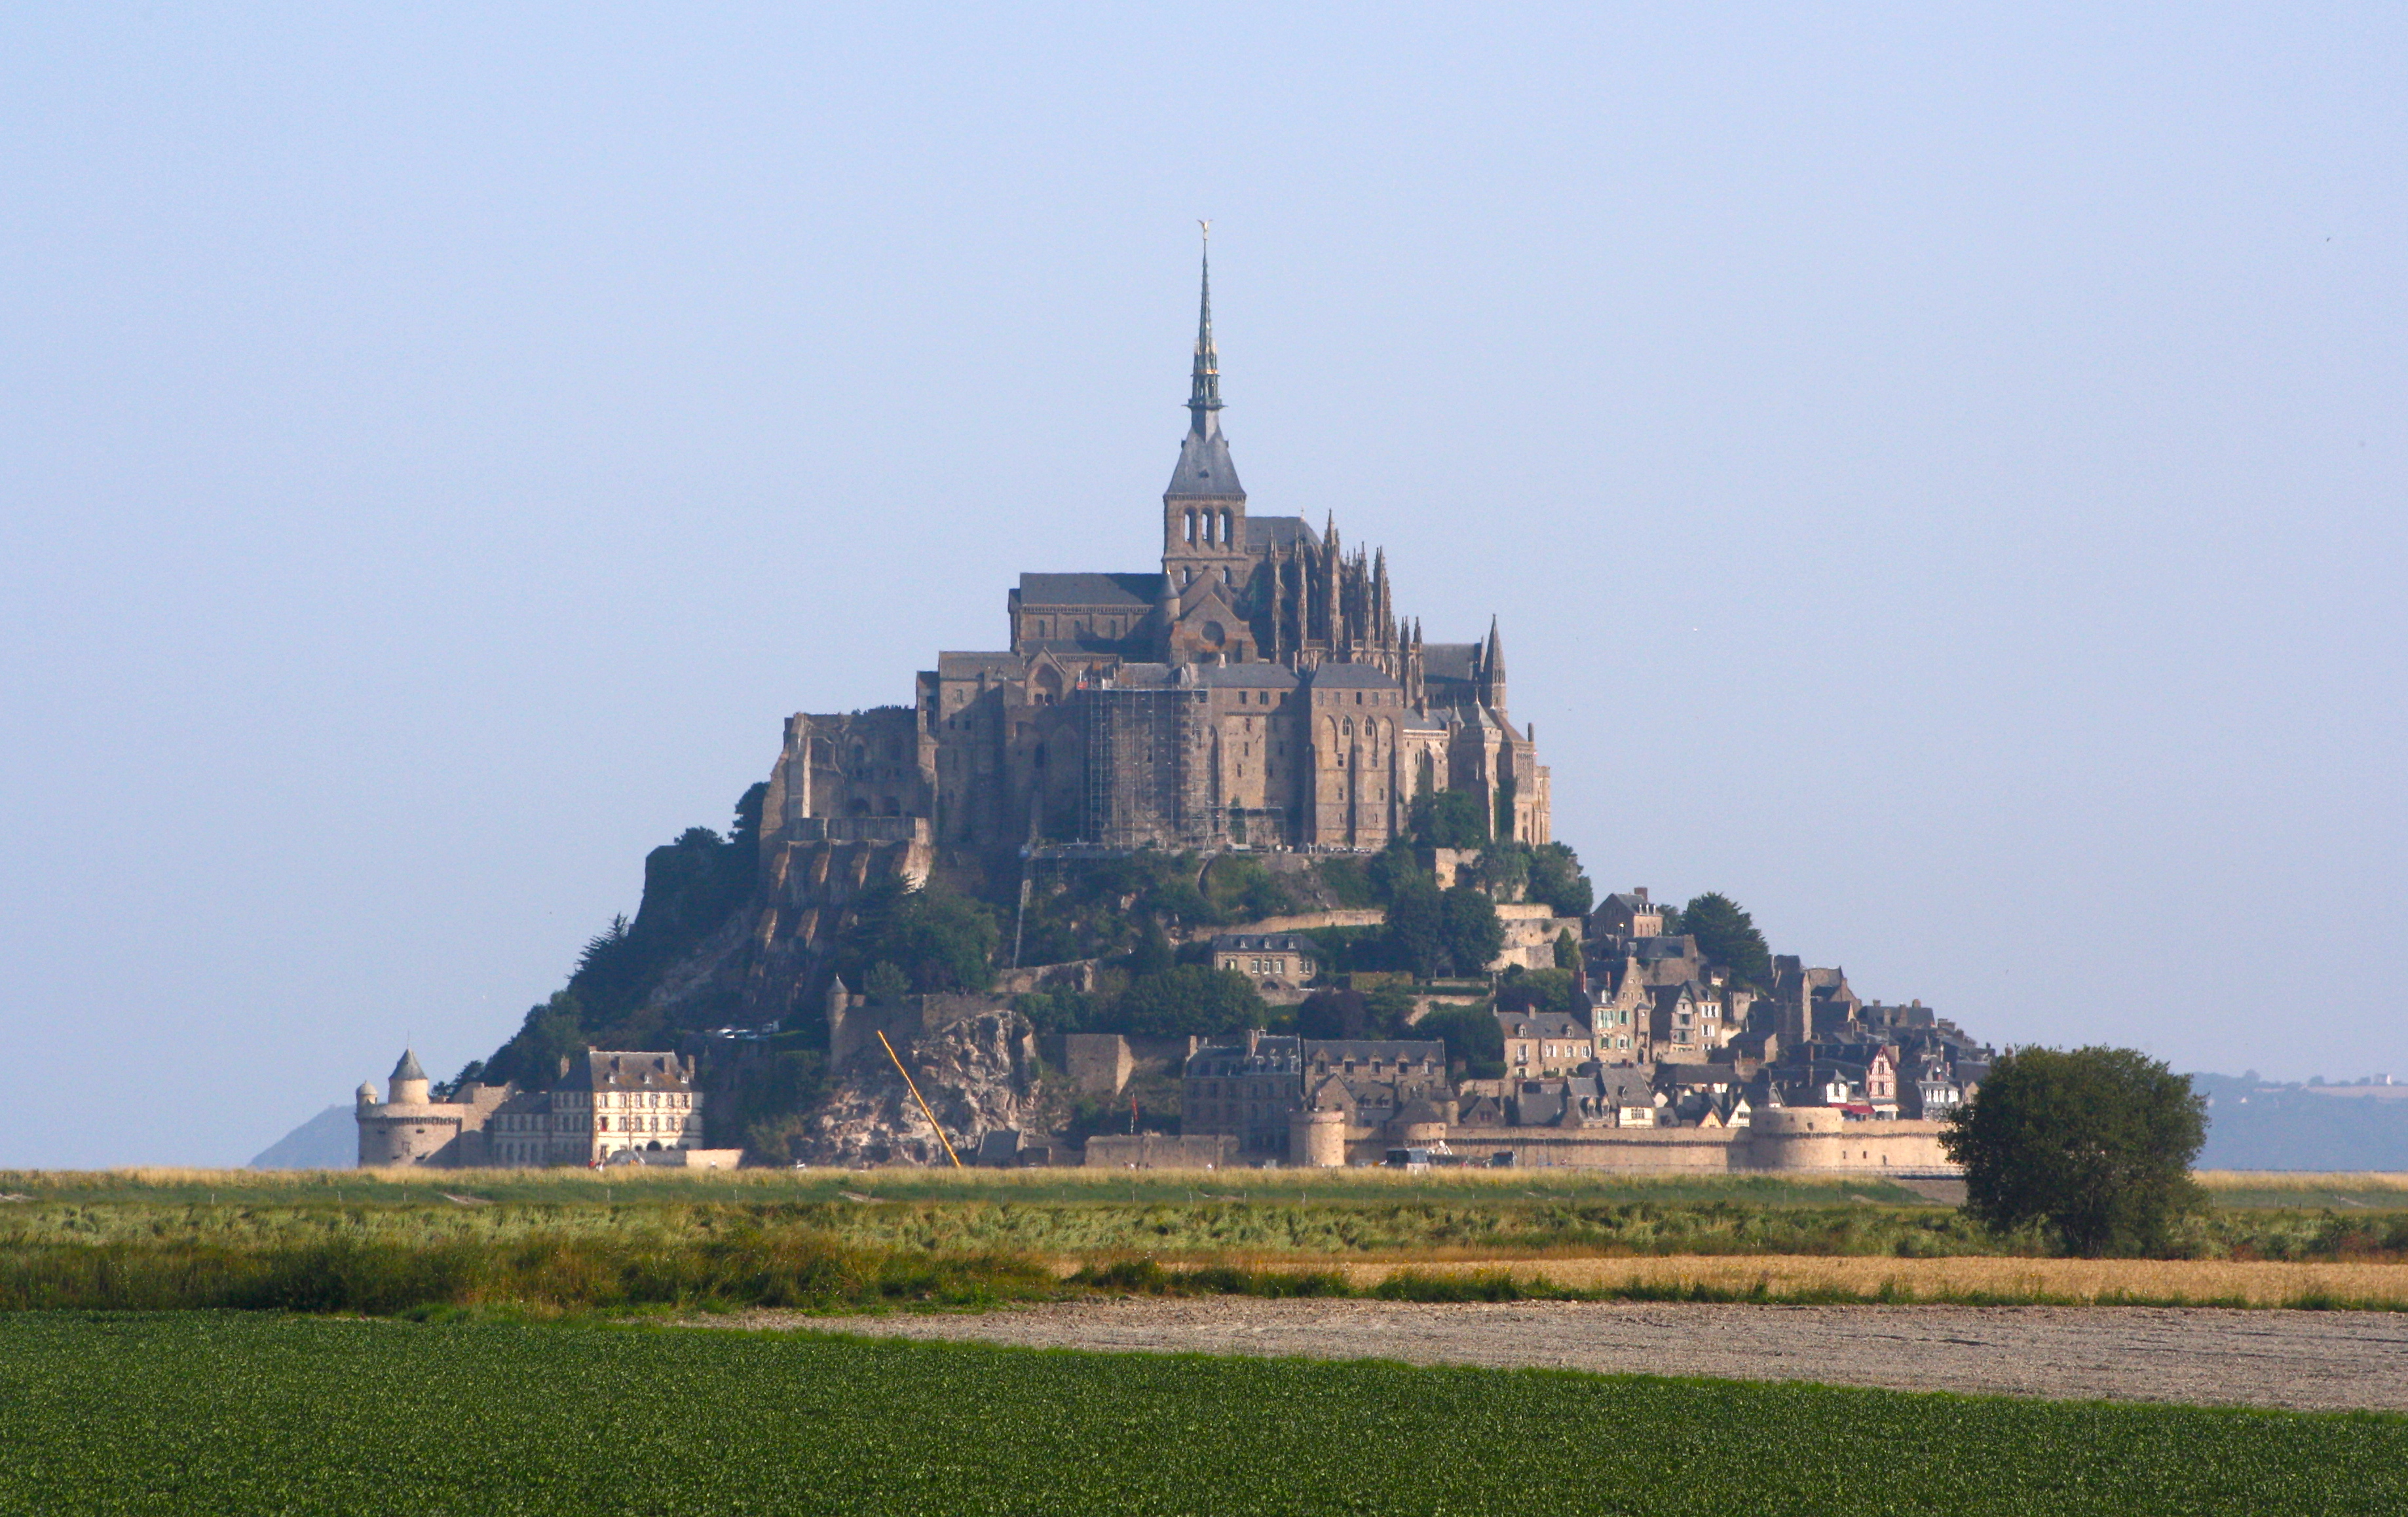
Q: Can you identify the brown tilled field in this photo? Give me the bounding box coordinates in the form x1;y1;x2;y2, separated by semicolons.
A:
748;1296;2408;1412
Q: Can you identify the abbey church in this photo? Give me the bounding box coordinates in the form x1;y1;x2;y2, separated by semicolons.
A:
762;248;1548;855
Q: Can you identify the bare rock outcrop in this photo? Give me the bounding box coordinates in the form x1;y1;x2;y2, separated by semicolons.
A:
797;1008;1042;1167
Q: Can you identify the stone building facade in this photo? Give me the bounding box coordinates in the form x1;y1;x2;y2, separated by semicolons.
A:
1183;1031;1451;1163
353;1049;510;1167
356;1047;728;1168
759;245;1549;859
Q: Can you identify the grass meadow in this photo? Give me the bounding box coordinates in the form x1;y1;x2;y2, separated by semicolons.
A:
5;1165;2408;1313
2;1312;2401;1516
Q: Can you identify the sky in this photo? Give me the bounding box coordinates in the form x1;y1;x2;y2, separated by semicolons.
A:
2;4;2401;1167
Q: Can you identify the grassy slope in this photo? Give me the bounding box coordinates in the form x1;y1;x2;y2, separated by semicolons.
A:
1;1314;2400;1516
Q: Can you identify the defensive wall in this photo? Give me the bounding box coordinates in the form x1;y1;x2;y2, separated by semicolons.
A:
1407;1113;1956;1174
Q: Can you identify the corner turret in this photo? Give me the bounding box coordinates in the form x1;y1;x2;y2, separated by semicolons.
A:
388;1048;430;1106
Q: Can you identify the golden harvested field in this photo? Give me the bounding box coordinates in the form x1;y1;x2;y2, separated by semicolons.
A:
1300;1252;2408;1307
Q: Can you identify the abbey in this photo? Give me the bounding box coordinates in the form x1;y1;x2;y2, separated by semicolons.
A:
764;250;1549;853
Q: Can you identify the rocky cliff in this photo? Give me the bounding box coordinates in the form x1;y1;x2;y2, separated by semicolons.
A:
796;1008;1043;1167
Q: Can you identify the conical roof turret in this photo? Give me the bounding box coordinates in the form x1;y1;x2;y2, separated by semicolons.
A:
390;1048;426;1083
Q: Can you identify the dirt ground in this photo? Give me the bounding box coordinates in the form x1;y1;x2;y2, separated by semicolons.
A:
722;1298;2408;1413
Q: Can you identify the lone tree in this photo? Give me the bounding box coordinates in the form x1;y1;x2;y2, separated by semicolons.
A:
1942;1045;2208;1257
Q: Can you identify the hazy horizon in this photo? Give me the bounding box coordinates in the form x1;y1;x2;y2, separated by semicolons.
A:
5;5;2401;1166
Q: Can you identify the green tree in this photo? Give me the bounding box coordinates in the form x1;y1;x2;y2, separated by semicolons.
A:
1364;842;1429;905
1295;988;1372;1040
1121;920;1175;978
1472;842;1530;902
1942;1046;2208;1258
1364;984;1418;1037
1383;880;1450;980
1409;789;1489;850
863;962;911;1003
482;990;586;1089
1552;929;1581;971
1680;892;1773;989
1418;1001;1505;1078
842;880;1000;994
1494;771;1517;843
1440;885;1505;976
1526;842;1594;918
1496;966;1583;1017
1114;966;1270;1038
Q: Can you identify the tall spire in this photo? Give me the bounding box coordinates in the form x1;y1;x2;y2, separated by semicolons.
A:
1188;221;1222;436
1165;221;1244;501
1480;615;1509;719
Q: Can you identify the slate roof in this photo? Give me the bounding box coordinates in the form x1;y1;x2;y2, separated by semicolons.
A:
1211;932;1319;955
561;1051;694;1094
936;651;1026;679
1197;663;1299;689
1017;572;1165;609
1244;515;1313;550
1421;643;1482;681
1304;663;1402;689
1165;426;1245;499
1496;1011;1590;1039
1304;1039;1448;1064
1653;1062;1735;1091
1635;935;1699;963
390;1048;427;1081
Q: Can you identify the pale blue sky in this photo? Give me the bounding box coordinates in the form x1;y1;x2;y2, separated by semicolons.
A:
3;5;2401;1165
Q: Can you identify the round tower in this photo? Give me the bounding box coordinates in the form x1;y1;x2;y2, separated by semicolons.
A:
388;1048;430;1107
1289;1106;1347;1168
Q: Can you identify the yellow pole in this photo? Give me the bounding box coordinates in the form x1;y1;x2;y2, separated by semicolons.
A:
878;1030;966;1169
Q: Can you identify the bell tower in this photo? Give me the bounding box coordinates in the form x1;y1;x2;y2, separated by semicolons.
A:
1163;223;1249;599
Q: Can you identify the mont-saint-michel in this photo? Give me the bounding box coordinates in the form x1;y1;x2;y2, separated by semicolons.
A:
348;250;1991;1174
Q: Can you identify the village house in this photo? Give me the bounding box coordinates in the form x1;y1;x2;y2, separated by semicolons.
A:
1495;1009;1596;1077
1210;931;1319;994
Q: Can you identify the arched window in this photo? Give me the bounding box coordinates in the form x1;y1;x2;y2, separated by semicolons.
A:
1186;509;1198;544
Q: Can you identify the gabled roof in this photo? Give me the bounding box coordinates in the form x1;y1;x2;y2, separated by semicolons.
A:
1017;572;1165;609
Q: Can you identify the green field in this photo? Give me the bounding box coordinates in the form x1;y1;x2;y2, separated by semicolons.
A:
0;1313;2397;1515
4;1167;2404;1316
